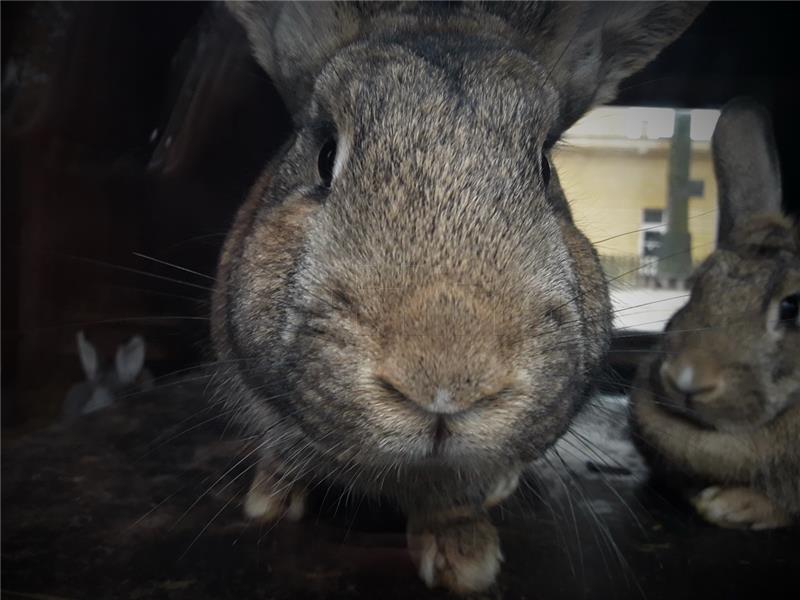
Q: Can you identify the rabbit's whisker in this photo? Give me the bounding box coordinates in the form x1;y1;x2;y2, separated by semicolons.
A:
163;231;228;250
542;452;596;576
132;251;216;281
592;208;717;246
62;252;216;292
135;407;242;461
558;446;644;592
101;282;210;305
113;372;215;405
173;438;271;529
179;471;251;560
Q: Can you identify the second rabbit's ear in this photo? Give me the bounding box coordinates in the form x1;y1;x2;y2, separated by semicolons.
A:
115;335;146;385
77;331;99;382
712;98;783;246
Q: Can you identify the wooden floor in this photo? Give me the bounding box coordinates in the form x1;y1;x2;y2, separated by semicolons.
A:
2;378;796;599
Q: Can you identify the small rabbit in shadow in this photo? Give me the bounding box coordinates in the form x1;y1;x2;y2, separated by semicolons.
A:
62;331;154;422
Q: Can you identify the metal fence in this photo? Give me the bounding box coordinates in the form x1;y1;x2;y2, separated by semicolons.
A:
600;253;700;288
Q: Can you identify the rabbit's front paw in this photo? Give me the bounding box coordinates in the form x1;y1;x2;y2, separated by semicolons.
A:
691;485;791;530
407;513;502;594
484;470;520;508
243;459;306;523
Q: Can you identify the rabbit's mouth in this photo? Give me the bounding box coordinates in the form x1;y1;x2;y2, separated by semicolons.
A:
656;357;780;431
431;417;450;457
658;377;773;433
412;407;537;465
424;415;495;462
424;414;488;461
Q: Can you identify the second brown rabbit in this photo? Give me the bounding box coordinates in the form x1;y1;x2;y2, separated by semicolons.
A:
630;98;800;530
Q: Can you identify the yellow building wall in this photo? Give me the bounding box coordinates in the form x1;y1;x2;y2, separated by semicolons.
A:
553;143;719;265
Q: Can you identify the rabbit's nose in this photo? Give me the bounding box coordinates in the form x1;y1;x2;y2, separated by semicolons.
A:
660;358;721;402
430;389;461;415
376;372;509;416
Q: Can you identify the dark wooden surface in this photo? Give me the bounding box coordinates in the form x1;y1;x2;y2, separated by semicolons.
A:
2;377;797;599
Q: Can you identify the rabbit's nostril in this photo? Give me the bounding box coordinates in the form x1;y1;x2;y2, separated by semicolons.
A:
376;376;413;404
674;365;695;391
662;365;719;401
430;388;462;415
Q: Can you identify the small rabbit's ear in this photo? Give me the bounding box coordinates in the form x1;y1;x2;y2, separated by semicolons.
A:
712;98;783;246
227;1;361;114
76;331;99;382
504;1;706;134
115;335;146;385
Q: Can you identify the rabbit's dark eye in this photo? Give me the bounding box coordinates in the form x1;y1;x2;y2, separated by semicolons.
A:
541;153;551;188
778;293;799;327
318;137;337;188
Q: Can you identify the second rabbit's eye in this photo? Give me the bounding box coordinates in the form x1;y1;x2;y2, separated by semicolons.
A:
778;293;799;327
541;153;551;188
318;137;337;188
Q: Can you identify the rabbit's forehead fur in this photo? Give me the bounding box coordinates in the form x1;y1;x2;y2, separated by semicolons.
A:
304;41;564;290
311;34;561;144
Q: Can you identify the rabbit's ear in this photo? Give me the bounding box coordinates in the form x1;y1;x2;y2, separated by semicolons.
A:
229;1;704;123
115;335;146;385
501;2;706;134
227;1;361;114
712;98;783;246
76;331;99;382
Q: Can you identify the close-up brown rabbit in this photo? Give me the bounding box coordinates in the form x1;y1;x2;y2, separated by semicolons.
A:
630;98;800;530
211;1;703;592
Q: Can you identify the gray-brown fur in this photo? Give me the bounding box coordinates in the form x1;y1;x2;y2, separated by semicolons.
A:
630;99;800;528
213;1;703;591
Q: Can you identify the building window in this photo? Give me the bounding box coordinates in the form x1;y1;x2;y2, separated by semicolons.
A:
640;209;666;277
642;208;664;224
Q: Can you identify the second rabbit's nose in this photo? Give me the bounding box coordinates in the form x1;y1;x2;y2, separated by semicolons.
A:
661;358;720;401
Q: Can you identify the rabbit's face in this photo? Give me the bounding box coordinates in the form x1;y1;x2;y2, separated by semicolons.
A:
657;218;800;432
214;40;610;468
